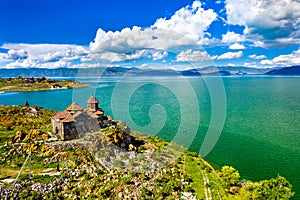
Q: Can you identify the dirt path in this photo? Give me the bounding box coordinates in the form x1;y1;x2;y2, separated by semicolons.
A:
200;168;212;200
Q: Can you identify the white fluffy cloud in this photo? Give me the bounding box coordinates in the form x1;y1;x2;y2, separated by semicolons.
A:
225;0;300;45
4;58;71;69
83;52;126;62
5;49;28;60
249;54;267;59
1;43;88;59
90;1;217;53
82;49;168;63
153;1;217;41
71;63;108;68
217;51;243;60
152;51;168;61
221;31;245;44
90;27;198;53
229;43;246;50
3;58;36;69
0;42;170;68
176;50;216;62
243;62;260;68
0;43;90;69
260;48;300;66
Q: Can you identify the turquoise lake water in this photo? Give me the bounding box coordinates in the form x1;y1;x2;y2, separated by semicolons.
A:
0;76;299;198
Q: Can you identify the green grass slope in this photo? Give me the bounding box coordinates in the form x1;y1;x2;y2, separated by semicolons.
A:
0;105;294;199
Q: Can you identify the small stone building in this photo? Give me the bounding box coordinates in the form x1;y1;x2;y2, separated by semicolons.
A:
51;95;112;140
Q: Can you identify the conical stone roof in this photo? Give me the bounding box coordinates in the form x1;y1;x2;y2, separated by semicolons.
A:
87;95;99;104
66;102;83;112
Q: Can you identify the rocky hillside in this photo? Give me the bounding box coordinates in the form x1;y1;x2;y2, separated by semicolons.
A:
0;105;294;199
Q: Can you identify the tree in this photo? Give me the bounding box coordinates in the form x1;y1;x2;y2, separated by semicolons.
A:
218;166;240;193
254;175;294;200
24;100;29;107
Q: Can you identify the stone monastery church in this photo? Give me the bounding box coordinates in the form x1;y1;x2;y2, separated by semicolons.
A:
51;95;112;140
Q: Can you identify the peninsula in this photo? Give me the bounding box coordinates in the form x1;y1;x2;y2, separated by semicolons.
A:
0;102;294;199
0;76;89;92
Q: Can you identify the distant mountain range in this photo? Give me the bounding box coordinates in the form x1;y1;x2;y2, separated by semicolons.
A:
266;65;300;75
0;65;299;78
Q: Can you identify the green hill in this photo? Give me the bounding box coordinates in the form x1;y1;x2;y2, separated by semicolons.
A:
0;105;294;199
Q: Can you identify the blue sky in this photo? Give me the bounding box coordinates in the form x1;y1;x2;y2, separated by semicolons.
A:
0;0;299;69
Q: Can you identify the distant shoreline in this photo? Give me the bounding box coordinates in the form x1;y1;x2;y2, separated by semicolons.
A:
0;76;90;92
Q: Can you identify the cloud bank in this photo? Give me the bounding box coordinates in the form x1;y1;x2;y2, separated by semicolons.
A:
90;1;217;53
225;0;300;47
176;50;216;62
0;0;299;69
260;48;300;66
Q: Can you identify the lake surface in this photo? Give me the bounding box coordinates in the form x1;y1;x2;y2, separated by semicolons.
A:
1;76;300;198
